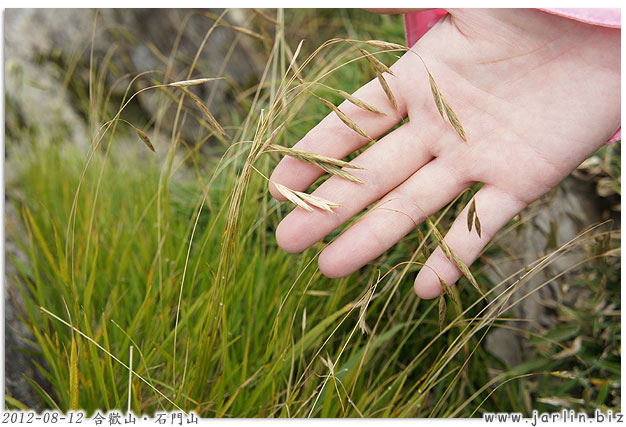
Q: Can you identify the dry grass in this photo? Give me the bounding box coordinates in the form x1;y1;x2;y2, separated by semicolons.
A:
268;144;365;184
274;183;341;213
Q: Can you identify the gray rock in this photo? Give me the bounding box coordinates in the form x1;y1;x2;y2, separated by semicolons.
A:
5;8;263;152
484;176;619;367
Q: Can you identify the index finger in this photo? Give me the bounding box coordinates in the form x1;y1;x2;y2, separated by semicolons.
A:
269;67;408;200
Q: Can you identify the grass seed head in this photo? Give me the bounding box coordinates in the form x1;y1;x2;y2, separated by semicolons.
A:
439;278;459;307
423;65;467;143
448;250;482;295
474;214;482;238
274;183;314;212
467;199;476;233
116;119;156;152
132;126;156;153
427;71;444;119
295;191;341;212
374;69;398;111
442;96;467;143
335;89;387;116
288;40;305;84
268;144;365;184
181;88;226;136
316;95;372;141
274;183;340;213
168;77;223;87
438;295;447;331
357;46;394;76
269;145;364;169
320;165;365;184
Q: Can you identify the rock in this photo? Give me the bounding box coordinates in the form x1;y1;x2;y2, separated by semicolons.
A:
484;175;619;367
5;8;264;153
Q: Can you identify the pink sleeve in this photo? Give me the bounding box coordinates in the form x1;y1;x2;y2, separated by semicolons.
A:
404;8;621;144
539;8;621;28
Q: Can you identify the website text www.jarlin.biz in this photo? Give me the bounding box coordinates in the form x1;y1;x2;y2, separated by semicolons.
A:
484;409;623;424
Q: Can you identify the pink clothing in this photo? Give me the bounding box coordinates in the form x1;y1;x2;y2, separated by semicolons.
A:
539;8;621;29
404;8;621;143
403;9;448;47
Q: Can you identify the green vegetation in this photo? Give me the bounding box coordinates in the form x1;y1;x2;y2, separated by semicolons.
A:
5;9;620;417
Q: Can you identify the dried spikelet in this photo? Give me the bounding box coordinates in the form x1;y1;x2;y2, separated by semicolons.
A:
296;192;341;212
358;286;374;335
474;211;482;238
358;312;371;335
466;199;482;238
438;295;447;331
374;69;398;111
467;199;476;233
426;218;451;259
427;71;444;119
426;217;480;293
195;100;226;136
288;40;305;84
180;88;226;136
314;94;373;141
424;65;467;143
416;228;429;259
130;125;156;153
270;149;364;184
273;183;340;213
356;46;394;76
322;165;365;184
362;40;407;51
321;355;335;375
168;77;223;87
269;145;364;170
440;240;452;260
437;238;452;260
333;88;387;116
442;96;467;143
134;129;155;153
439;278;459;307
448;250;482;295
274;183;313;212
551;371;577;380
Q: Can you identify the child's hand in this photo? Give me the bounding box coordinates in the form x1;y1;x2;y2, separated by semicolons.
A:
269;9;620;298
